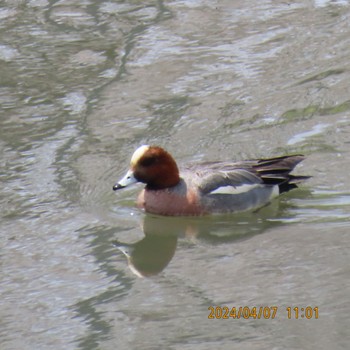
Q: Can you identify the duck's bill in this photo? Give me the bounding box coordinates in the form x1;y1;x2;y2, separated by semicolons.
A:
113;170;137;191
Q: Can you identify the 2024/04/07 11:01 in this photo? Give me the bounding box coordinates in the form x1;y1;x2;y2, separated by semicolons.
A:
208;306;319;319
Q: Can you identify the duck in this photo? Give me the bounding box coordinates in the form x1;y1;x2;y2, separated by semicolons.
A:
113;145;310;216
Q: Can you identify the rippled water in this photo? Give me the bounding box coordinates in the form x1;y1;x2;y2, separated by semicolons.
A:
1;1;350;349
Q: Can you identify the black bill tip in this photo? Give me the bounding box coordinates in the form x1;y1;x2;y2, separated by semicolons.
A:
113;183;125;191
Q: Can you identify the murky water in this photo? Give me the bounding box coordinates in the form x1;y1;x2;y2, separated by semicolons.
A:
1;1;350;349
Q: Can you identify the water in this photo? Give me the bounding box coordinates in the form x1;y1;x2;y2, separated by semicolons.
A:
1;1;350;349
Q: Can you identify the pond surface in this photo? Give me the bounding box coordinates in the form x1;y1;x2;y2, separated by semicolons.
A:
1;1;350;349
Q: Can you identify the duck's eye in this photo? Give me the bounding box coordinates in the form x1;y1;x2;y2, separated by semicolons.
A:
140;156;157;167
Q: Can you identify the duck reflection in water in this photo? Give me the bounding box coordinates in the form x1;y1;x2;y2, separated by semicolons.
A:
113;196;306;277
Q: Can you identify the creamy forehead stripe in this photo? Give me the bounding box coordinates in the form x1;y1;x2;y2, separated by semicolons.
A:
131;145;150;166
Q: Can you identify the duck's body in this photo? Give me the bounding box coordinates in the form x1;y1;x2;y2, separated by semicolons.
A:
113;145;309;216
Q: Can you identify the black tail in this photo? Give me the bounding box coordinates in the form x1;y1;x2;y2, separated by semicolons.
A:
253;155;311;193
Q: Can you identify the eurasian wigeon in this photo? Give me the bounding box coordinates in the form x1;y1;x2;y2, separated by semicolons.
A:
113;145;310;216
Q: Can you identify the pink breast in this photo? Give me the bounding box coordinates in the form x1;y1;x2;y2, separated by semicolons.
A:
137;188;205;216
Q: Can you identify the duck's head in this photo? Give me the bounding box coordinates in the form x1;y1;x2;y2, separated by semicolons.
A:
113;145;180;191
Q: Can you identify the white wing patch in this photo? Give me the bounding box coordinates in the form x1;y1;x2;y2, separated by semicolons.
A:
209;184;280;198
